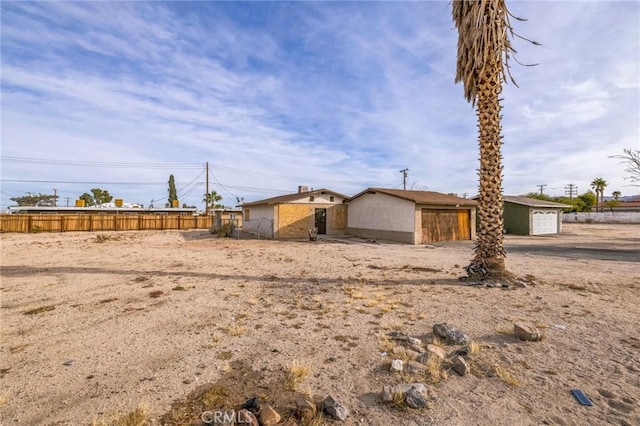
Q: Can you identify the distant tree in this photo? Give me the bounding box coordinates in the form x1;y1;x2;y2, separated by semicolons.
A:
609;148;640;187
182;203;196;209
10;193;58;206
612;190;621;201
167;175;178;208
590;178;608;213
203;190;223;211
577;190;597;212
79;188;113;206
520;192;555;202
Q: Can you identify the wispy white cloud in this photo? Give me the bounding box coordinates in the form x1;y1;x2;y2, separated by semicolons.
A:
1;1;638;210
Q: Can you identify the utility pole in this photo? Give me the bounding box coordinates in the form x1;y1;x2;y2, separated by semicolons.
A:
564;183;577;199
53;188;57;206
205;162;210;215
64;197;70;207
399;168;409;190
462;193;468;199
537;184;547;196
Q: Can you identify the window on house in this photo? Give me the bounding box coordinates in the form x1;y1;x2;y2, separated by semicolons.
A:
309;196;315;202
330;196;334;202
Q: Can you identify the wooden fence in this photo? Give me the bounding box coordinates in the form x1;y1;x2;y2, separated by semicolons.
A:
0;214;213;233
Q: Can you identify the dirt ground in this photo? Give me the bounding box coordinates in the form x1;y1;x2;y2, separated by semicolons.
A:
1;223;639;425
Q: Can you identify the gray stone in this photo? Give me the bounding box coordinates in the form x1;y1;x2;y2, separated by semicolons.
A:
433;323;470;345
383;383;428;396
390;359;403;372
452;355;470;376
514;322;543;342
322;395;349;421
405;386;428;409
406;360;428;374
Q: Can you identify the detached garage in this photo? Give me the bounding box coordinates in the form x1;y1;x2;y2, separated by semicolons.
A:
503;196;570;235
346;188;477;244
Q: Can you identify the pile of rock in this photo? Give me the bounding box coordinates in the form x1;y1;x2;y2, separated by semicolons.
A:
217;394;349;425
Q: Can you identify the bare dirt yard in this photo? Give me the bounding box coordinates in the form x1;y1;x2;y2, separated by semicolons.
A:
1;223;639;425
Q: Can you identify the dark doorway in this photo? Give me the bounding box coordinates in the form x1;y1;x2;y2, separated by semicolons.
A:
315;208;327;234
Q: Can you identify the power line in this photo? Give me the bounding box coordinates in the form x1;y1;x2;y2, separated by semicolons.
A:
208;168;239;200
0;179;205;185
0;156;358;184
0;156;202;169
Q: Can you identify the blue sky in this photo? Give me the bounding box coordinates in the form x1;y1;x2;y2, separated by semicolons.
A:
1;1;639;210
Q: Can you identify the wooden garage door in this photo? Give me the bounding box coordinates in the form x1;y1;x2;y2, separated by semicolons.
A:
421;209;471;243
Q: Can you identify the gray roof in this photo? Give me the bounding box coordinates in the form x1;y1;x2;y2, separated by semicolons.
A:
347;188;477;206
503;196;571;208
241;189;348;207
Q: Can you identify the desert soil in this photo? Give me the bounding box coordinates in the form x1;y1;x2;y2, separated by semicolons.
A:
0;223;639;425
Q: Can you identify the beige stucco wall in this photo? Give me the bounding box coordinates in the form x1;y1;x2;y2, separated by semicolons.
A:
347;192;415;233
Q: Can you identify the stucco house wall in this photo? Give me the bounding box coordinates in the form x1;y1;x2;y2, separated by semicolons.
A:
347;193;416;243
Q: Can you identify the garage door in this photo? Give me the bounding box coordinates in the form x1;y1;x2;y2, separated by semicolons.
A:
531;210;557;235
421;209;471;243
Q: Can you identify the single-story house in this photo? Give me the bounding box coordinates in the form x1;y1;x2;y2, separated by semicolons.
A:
212;208;243;229
502;196;570;235
346;188;477;244
241;187;348;239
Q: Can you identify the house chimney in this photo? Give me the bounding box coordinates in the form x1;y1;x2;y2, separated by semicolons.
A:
298;185;309;193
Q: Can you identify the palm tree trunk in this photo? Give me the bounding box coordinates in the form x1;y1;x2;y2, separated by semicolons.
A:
467;57;508;279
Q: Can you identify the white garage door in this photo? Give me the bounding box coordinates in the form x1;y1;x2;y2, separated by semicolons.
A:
532;210;558;235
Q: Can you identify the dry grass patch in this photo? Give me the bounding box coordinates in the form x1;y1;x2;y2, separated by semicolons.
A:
201;385;231;407
94;234;121;243
284;360;311;391
224;325;246;336
91;405;148;426
425;356;446;384
494;364;519;387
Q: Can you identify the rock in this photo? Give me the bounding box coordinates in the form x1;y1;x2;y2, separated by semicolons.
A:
425;344;446;360
452;355;470;376
322;395;349;421
382;383;428;398
380;387;393;402
405;386;428;409
259;405;281;426
241;396;261;413
433;323;470;345
295;398;316;421
514;322;543;342
406;361;428;374
387;331;423;352
390;359;404;372
237;409;259;426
